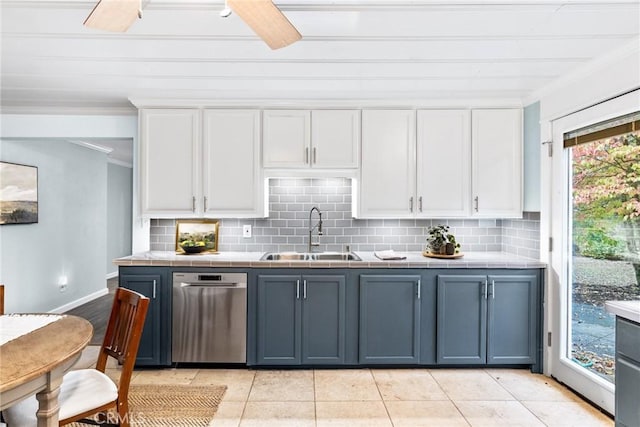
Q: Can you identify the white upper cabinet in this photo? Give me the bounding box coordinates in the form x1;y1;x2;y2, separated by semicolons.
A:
311;110;360;168
203;110;264;217
360;110;416;218
139;108;265;218
140;109;200;216
471;109;523;218
263;109;360;169
417;110;471;217
262;110;311;168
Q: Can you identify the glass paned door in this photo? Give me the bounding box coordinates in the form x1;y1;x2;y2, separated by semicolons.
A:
548;90;640;414
569;132;640;384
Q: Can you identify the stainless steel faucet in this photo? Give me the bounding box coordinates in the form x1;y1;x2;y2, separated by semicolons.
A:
308;206;323;253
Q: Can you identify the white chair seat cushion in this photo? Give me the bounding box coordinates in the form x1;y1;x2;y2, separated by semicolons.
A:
3;369;118;426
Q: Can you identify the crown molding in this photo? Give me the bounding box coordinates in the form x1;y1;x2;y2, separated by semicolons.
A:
0;104;137;115
67;139;113;154
108;158;133;168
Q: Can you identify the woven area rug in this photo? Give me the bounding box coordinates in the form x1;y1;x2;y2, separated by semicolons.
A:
69;384;226;427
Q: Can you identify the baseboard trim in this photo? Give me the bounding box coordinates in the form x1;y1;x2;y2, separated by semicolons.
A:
106;271;118;280
50;288;110;314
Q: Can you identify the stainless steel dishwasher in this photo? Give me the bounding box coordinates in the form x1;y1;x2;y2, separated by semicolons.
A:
172;272;247;363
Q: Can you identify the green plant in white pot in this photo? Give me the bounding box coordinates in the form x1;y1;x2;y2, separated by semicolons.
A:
426;224;460;255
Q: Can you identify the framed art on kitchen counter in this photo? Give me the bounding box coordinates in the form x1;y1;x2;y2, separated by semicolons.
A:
175;219;219;254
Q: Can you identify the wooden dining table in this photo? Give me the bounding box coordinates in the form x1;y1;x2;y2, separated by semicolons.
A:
0;314;93;426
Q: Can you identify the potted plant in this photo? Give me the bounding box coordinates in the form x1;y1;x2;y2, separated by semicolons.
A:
426;224;461;255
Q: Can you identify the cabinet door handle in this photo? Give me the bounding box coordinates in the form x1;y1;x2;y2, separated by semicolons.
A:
483;279;488;299
296;280;300;299
419;196;423;212
313;147;317;164
192;196;196;212
203;196;208;212
152;280;157;299
305;147;309;164
409;197;414;212
303;279;307;299
491;279;495;299
474;196;479;212
417;279;421;299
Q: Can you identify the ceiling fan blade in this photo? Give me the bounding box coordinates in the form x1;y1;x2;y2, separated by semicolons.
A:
227;0;302;50
84;0;141;32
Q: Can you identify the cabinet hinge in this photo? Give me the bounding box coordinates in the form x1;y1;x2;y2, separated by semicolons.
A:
542;140;553;157
548;237;553;252
547;332;552;347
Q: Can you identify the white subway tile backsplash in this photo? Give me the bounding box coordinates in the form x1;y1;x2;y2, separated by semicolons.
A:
148;178;540;258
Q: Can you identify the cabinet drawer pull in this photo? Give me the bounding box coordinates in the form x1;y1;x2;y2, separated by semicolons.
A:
303;279;307;299
305;147;309;164
491;279;495;299
204;196;208;212
296;280;300;299
192;196;196;212
409;197;414;212
417;279;421;299
419;196;423;212
483;279;488;299
153;279;157;299
474;196;479;212
313;147;317;164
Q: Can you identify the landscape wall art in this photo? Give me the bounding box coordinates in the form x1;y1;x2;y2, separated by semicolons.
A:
0;161;38;225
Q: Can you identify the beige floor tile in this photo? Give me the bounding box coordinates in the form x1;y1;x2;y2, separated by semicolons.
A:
239;401;315;427
130;368;199;385
372;369;448;401
486;369;580;402
522;401;614;427
315;369;381;401
248;370;314;401
192;369;256;402
385;401;470;427
456;401;545;426
316;401;392;427
430;369;514;401
209;401;246;427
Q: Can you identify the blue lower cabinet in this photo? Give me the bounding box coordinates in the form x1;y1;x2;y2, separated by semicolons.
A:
119;267;171;367
437;272;539;366
256;273;346;365
359;275;421;364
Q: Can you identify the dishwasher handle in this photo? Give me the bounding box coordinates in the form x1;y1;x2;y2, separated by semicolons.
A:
179;282;246;288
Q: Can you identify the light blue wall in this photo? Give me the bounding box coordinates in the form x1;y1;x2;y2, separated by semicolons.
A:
107;162;132;276
523;102;541;212
0;140;107;313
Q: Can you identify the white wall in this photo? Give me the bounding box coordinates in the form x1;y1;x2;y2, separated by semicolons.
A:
0;140;107;313
107;162;133;277
523;102;541;212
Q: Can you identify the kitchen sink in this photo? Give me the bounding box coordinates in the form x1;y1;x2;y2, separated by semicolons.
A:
260;252;362;261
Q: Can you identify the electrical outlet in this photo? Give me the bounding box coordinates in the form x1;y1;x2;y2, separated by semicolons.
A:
243;224;252;238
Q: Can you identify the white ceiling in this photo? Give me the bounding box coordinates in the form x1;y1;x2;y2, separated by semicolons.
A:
2;0;639;115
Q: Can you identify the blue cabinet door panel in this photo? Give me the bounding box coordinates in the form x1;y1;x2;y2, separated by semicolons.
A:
359;275;420;364
437;275;487;364
256;275;301;364
302;275;346;364
487;275;537;364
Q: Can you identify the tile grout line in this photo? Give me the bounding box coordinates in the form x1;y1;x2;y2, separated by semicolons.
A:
427;369;472;427
236;370;257;427
370;369;397;427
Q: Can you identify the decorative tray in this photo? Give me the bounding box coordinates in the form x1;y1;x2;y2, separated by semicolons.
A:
422;251;464;259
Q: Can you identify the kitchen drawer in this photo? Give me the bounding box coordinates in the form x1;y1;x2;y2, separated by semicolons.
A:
617;317;640;362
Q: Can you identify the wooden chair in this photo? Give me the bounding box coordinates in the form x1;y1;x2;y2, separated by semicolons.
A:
3;287;149;426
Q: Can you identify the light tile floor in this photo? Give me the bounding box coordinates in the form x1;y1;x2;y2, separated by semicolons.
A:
104;362;614;427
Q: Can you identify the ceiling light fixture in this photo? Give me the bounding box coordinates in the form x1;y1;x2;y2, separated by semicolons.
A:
220;0;232;18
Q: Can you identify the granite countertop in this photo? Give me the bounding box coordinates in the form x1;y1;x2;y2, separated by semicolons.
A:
114;251;546;269
605;300;640;323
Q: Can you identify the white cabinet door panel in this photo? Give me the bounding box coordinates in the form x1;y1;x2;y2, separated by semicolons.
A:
312;110;360;169
417;110;471;217
140;109;199;216
203;110;264;217
360;110;416;218
472;109;522;217
263;110;310;168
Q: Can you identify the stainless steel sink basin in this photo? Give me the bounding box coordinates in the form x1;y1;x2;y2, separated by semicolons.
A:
260;252;361;261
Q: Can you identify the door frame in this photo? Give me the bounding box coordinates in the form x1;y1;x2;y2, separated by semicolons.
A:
545;89;640;414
